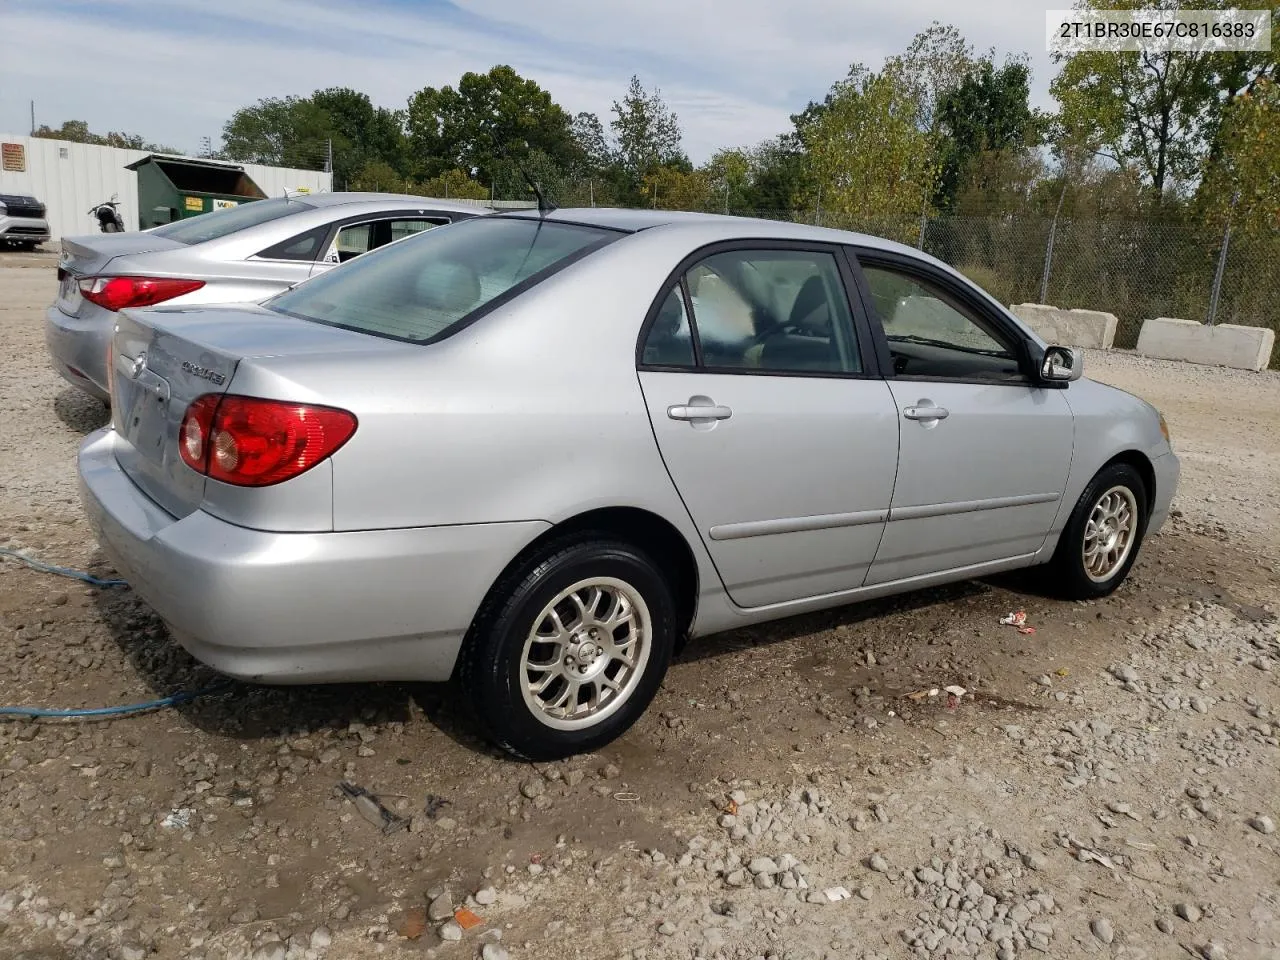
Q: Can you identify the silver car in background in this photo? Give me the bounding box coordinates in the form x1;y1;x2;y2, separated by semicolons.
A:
45;192;487;401
78;209;1179;760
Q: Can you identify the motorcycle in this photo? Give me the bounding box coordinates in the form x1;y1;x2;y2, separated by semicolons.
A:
89;195;125;233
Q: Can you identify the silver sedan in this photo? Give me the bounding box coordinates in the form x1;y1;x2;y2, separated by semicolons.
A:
45;192;487;402
78;209;1179;759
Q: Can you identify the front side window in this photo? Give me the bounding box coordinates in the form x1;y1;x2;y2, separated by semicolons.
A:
860;264;1022;381
152;196;313;245
643;249;860;374
269;217;618;343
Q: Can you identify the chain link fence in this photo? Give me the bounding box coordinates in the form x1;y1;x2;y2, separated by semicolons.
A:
532;188;1278;363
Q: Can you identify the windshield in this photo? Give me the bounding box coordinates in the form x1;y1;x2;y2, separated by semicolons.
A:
151;196;313;244
268;216;620;343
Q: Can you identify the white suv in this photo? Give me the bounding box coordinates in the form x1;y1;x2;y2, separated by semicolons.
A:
0;194;51;250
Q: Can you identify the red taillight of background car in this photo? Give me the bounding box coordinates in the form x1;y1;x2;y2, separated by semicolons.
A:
179;395;357;487
78;276;205;311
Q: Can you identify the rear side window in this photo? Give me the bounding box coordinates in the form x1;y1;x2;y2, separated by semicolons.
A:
268;217;619;343
257;224;330;262
152;196;313;245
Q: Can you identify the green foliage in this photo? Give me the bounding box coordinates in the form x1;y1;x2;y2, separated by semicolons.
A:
405;65;577;184
799;66;937;223
1050;0;1278;201
610;76;686;199
222;95;333;169
935;59;1042;211
643;165;711;210
33;120;175;153
1198;75;1280;235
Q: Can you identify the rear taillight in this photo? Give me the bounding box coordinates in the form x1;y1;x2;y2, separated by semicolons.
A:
79;276;205;311
179;395;357;487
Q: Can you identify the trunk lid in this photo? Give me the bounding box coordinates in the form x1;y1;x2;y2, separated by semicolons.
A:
57;234;189;317
56;233;189;317
110;304;405;519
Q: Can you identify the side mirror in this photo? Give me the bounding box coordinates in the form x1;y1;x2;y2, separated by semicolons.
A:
1040;344;1084;383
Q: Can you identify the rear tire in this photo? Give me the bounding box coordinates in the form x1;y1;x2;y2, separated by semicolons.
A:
1045;463;1148;600
457;534;676;760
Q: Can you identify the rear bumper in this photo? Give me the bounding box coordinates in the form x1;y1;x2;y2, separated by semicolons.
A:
0;215;50;244
78;428;548;683
45;303;112;402
1147;450;1180;535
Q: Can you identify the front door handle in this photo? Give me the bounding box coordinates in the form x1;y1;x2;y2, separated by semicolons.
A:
668;401;732;422
903;404;950;422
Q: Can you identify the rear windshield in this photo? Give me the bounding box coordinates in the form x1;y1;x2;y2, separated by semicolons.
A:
151;196;313;245
267;217;619;343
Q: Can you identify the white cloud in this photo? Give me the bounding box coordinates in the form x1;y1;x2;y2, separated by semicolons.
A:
2;0;1060;165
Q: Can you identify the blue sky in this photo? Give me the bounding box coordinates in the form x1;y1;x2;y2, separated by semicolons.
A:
2;0;1057;165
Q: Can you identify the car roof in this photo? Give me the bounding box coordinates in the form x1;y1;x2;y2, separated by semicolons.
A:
300;192;492;215
496;206;925;257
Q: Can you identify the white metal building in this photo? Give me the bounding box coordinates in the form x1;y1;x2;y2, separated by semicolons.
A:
0;134;331;241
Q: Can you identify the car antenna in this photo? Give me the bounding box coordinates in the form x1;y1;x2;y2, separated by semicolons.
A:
519;166;556;217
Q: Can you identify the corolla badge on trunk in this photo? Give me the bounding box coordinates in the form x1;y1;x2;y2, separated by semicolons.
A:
180;360;226;386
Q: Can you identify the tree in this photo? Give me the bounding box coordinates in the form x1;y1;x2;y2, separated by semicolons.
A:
746;135;811;211
309;87;406;186
222;96;333;169
702;148;753;212
349;159;407;193
33;120;175;153
1050;0;1277;201
417;168;490;201
799;66;937;226
934;58;1041;210
405;65;577;185
883;21;977;135
222;90;406;182
1198;76;1280;234
643;165;711;210
570;111;613;175
610;76;685;191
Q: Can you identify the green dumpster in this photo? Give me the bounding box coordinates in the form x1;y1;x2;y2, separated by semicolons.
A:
125;154;267;228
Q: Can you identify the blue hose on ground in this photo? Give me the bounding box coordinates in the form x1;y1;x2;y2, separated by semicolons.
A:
1;546;234;718
0;547;127;587
0;681;236;718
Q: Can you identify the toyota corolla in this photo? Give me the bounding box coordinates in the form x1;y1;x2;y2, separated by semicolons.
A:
77;208;1179;759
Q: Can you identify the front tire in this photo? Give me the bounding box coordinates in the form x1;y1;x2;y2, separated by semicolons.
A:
457;535;677;760
1046;463;1149;600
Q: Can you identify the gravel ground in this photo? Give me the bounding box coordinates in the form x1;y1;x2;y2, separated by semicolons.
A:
2;259;1278;960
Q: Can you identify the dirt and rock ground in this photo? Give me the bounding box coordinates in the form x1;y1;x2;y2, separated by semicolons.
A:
1;256;1278;960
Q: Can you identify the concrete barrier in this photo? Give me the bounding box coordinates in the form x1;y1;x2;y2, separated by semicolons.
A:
1135;317;1276;372
1009;303;1118;350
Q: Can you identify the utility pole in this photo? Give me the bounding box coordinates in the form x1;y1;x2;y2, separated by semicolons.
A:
30;100;36;136
917;188;929;250
1206;192;1239;326
325;138;333;176
1040;178;1069;303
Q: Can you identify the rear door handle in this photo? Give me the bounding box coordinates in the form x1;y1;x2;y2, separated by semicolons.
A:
903;405;949;422
668;403;732;422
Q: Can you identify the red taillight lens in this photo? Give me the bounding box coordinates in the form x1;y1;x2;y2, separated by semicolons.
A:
179;395;357;487
79;276;205;311
178;395;220;473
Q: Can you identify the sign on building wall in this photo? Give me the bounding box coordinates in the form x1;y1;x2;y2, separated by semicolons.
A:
1;142;25;172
